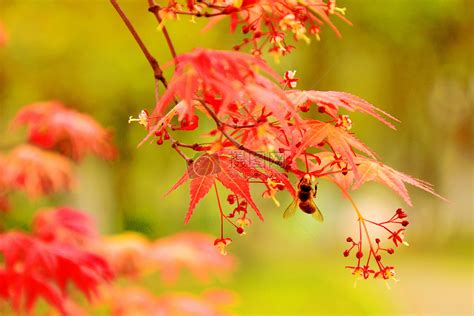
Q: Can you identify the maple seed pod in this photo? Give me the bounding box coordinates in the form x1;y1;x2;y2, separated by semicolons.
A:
356;251;363;259
227;195;235;205
346;237;353;242
397;209;408;218
387;248;395;254
343;250;350;257
375;238;381;244
402;220;409;227
237;227;244;234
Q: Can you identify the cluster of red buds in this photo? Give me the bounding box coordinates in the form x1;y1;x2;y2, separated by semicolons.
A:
148;0;349;58
214;194;253;255
344;208;409;282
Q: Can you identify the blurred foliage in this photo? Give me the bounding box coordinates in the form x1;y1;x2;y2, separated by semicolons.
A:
0;0;472;314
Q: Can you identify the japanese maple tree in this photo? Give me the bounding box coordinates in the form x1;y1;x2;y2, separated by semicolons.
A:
113;0;444;283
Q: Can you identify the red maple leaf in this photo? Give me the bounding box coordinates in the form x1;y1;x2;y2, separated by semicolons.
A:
33;206;98;244
150;232;235;284
144;49;296;140
165;152;265;223
216;155;264;221
0;232;113;314
292;120;376;178
351;157;446;206
286;90;399;129
0;145;73;198
12;101;117;161
186;174;216;224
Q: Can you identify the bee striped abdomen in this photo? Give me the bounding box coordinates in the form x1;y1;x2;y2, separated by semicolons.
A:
299;202;315;214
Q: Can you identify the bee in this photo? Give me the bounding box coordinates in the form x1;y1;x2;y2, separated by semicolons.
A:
283;174;324;222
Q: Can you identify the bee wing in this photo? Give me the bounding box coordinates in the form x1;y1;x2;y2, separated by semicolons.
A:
283;197;298;219
311;202;324;222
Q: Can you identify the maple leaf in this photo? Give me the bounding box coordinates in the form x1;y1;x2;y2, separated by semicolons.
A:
145;49;296;138
216;155;264;221
165;153;265;223
33;206;98;244
286;90;399;129
293;120;376;178
0;232;113;314
351;157;446;206
149;232;235;284
154;291;236;316
0;145;73;198
226;149;296;197
0;270;66;314
165;154;219;224
186;174;216;223
96;232;151;277
107;287;236;316
12;101;117;161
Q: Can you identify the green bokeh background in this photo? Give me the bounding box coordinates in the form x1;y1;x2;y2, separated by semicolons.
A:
0;0;472;315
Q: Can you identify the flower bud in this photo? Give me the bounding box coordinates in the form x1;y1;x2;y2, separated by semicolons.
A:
356;251;363;259
346;237;352;242
401;220;409;227
387;248;394;254
396;208;408;218
375;238;380;244
237;227;244;234
227;195;235;205
343;250;350;257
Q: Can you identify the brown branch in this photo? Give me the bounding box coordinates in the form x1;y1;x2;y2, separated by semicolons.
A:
171;139;192;164
110;0;168;90
147;1;178;62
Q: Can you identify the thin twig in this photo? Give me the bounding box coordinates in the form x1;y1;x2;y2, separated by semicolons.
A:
198;101;287;169
171;139;192;164
110;0;168;90
148;1;178;61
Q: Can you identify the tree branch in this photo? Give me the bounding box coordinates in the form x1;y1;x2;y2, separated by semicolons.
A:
110;0;168;90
